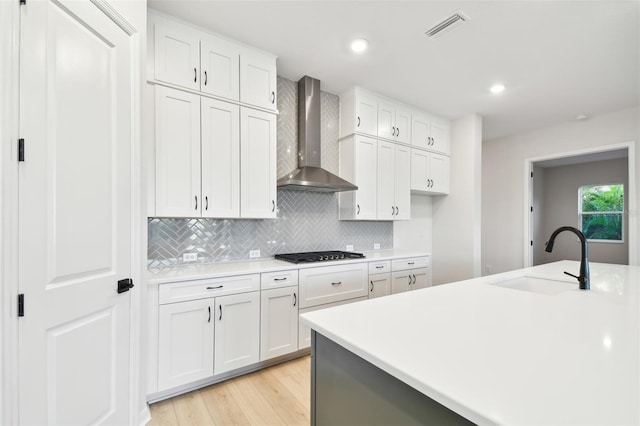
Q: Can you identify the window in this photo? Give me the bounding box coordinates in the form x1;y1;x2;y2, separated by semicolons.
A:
579;184;624;242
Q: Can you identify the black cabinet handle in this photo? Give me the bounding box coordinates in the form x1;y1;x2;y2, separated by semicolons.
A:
370;280;374;292
331;281;342;286
194;67;197;83
208;306;211;323
395;206;399;216
204;70;207;86
357;204;360;215
293;293;297;307
195;195;198;210
219;305;222;321
407;275;411;286
376;265;384;269
271;91;275;104
397;127;400;137
408;262;415;265
392;126;396;136
272;200;275;212
357;116;360;127
273;277;288;281
205;196;208;211
392;206;395;215
206;285;223;290
413;274;417;285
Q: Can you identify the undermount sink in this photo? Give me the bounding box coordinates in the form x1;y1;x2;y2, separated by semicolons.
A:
491;276;577;295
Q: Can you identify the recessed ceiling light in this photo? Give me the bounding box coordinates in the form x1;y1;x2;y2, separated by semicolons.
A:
350;38;368;53
575;113;589;121
490;84;505;94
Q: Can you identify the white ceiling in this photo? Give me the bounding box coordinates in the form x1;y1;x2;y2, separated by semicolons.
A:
148;0;640;141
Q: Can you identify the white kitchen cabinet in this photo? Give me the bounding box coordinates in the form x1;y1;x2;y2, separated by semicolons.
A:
378;100;411;144
153;16;201;91
339;87;378;137
214;291;261;375
369;273;391;299
339;135;378;220
298;296;368;349
241;107;277;218
260;286;298;361
298;262;369;309
240;49;277;111
411;112;450;155
411;149;450;195
155;86;201;217
377;141;411;220
200;35;240;101
157;298;214;391
201;97;240;217
391;268;430;294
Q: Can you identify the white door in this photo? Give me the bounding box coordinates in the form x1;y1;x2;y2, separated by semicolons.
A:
355;136;378;220
394;144;411;220
394;107;411;144
369;274;391;299
410;149;429;192
201;97;240;218
18;1;134;424
377;100;395;141
240;50;277;110
214;291;260;375
355;92;378;136
154;16;201;91
155;86;201;217
240;107;277;218
411;112;430;149
377;141;395;220
391;271;412;294
260;286;298;360
201;35;239;101
430;153;450;194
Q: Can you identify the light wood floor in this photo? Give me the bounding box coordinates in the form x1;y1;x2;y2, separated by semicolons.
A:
148;356;311;426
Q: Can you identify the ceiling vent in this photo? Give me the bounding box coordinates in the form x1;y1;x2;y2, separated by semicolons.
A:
425;12;468;38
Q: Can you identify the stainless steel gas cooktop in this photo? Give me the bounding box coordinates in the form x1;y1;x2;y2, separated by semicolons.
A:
275;251;365;264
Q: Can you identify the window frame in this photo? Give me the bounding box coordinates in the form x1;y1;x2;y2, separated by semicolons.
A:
578;183;624;244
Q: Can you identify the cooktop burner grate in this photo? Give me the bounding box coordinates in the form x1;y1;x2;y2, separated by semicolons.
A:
275;251;365;264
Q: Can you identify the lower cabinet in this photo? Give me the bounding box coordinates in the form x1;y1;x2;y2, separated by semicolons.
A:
158;298;214;391
298;297;368;349
369;273;391;299
214;291;260;375
391;268;430;294
260;286;298;361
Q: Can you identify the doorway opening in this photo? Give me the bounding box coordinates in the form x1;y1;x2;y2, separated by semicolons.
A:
524;142;637;267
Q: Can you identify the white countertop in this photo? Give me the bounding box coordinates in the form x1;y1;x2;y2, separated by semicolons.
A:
147;249;429;284
301;261;640;425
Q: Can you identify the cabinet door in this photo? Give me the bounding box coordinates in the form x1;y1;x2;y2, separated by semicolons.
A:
430;153;450;194
354;136;378;220
394;107;411;144
154;18;201;91
369;274;391;299
214;291;260;375
411;113;430;149
377;100;395;141
240;50;277;111
201;98;240;218
155;86;201;217
410;149;429;192
200;35;240;101
391;270;412;294
240;108;277;218
158;298;214;391
355;92;378;136
377;141;395;220
430;120;451;155
261;287;298;361
394;144;411;220
410;268;430;290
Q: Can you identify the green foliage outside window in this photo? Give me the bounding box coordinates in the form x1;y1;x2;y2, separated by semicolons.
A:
580;184;623;241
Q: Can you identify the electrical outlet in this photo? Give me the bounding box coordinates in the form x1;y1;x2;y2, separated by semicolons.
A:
486;264;493;274
346;245;354;251
182;253;198;262
249;250;261;259
374;243;380;250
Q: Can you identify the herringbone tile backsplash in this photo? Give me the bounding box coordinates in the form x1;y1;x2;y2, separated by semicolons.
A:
148;77;393;267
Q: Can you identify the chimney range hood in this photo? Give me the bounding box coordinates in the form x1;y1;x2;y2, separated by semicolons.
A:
277;76;357;193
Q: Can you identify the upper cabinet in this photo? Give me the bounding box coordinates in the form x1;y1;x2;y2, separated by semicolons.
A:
377;100;411;144
150;12;277;112
411;112;450;155
339;88;378;137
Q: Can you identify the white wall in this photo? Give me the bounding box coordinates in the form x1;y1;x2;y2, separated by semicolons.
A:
432;114;483;284
482;107;639;274
393;194;432;252
538;158;628;265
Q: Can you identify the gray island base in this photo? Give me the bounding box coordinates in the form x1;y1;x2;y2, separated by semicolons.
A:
311;331;474;425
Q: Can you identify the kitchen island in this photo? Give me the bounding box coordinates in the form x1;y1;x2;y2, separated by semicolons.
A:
301;261;640;425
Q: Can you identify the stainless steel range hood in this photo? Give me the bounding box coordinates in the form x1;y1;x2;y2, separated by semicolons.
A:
277;76;357;192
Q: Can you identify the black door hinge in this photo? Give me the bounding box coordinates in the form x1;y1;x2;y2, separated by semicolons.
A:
530;240;533;246
530;206;533;212
18;138;24;162
18;294;24;317
117;278;134;294
530;172;533;178
19;0;26;5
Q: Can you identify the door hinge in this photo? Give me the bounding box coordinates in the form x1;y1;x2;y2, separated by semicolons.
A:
530;206;533;212
530;240;533;246
18;294;24;317
117;278;134;294
19;0;26;5
18;138;24;162
530;172;533;178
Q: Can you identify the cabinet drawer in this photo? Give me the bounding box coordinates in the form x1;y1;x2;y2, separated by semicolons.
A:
261;269;299;290
392;256;430;271
159;274;260;305
368;260;391;274
299;263;368;309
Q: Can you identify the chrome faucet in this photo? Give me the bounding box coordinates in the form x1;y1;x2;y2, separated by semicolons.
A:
544;226;590;290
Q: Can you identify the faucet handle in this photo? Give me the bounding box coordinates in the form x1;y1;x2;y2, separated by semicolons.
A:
564;271;579;281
